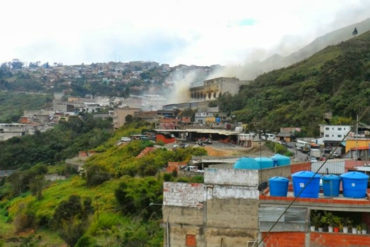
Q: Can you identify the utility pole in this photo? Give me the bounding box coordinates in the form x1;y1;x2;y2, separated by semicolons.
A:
356;114;359;159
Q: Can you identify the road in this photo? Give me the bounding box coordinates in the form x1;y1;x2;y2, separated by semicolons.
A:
286;142;310;162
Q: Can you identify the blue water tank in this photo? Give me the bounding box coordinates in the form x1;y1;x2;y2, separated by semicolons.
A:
233;157;260;169
254;157;274;169
292;171;321;198
340;172;369;198
271;154;291;166
269;176;289;197
322;174;340;197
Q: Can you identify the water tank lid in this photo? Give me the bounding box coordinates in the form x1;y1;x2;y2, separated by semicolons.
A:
292;171;321;178
269;176;289;182
255;157;273;161
340;171;369;179
272;154;290;159
322;174;340;180
233;157;258;169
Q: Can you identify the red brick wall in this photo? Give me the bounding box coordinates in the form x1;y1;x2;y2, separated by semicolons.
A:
262;232;305;247
262;232;370;247
310;232;370;247
290;162;311;174
345;160;368;171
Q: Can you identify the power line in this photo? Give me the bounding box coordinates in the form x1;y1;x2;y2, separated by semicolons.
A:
256;107;369;247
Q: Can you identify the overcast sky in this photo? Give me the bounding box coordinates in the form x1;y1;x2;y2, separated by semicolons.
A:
1;0;369;66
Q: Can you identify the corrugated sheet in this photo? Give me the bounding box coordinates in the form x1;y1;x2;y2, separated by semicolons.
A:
259;206;307;232
311;160;345;174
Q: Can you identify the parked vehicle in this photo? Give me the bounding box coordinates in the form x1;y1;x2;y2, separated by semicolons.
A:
296;140;310;153
120;137;131;142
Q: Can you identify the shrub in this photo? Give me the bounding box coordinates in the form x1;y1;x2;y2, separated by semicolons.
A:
53;195;94;247
13;203;35;233
75;235;96;247
86;165;110;186
163;173;173;182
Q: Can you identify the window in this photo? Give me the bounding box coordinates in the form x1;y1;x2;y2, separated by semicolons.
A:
338;135;342;138
325;134;329;137
186;234;196;247
325;127;329;130
338;127;342;131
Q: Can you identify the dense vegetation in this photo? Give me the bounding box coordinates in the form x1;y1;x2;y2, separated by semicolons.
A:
0;91;52;122
265;141;293;156
218;31;370;136
0;114;112;169
0;122;207;246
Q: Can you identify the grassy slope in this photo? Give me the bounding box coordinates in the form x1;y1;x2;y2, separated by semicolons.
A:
0;122;204;246
1;176;162;246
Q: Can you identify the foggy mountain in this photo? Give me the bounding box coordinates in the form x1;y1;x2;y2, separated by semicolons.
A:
216;17;370;80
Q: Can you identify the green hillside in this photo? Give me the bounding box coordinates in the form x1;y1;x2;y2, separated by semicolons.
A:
218;31;370;136
0;122;206;246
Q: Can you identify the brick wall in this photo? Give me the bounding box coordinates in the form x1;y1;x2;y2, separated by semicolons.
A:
262;232;370;247
262;232;305;247
310;232;370;247
291;162;311;174
345;160;368;171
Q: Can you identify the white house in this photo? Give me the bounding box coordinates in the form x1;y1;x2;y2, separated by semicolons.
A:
320;125;351;142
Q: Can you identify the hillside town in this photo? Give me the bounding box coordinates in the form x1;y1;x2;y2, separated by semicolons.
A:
1;3;370;246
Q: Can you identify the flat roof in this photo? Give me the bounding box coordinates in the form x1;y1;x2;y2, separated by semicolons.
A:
355;166;370;172
154;128;240;136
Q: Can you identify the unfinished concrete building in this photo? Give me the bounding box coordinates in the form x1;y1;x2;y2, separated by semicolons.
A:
162;162;370;247
190;77;245;101
163;165;291;247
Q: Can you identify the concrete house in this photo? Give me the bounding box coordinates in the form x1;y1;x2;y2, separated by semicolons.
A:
162;162;370;247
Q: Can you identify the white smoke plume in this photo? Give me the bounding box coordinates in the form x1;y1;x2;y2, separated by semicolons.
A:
166;66;214;104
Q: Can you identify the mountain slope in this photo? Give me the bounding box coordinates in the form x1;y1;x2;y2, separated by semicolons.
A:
218;30;370;136
240;18;370;79
285;17;370;67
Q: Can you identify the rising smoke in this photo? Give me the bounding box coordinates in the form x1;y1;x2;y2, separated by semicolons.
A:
166;16;370;103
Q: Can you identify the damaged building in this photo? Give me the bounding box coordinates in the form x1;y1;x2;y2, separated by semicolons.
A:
190;77;247;101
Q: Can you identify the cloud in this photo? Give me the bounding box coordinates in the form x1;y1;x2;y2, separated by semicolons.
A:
239;19;256;26
0;0;369;66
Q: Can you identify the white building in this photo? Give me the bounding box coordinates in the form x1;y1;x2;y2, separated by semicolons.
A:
320;125;351;142
0;123;26;141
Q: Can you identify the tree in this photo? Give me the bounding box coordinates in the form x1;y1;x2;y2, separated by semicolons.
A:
53;195;94;247
85;165;110;186
125;114;133;124
29;175;45;200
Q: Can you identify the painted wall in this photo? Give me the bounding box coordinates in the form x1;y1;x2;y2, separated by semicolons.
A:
345;138;370;152
163;182;205;208
204;168;259;186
